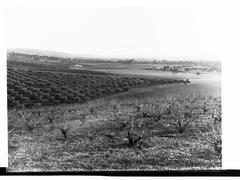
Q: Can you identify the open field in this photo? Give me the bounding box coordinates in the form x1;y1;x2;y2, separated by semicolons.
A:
92;64;221;84
7;52;221;171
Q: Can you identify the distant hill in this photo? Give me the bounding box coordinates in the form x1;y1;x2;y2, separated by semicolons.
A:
8;48;128;61
7;48;80;59
7;48;220;64
7;48;147;62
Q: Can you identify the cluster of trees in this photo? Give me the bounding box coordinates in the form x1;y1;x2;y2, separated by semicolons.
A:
158;65;221;73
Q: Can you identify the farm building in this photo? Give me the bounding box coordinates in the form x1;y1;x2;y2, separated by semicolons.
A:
69;64;84;70
74;64;83;68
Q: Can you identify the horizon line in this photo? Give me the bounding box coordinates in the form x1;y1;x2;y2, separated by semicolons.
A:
7;48;221;62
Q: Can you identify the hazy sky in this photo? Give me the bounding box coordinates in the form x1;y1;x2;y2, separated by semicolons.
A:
5;0;239;60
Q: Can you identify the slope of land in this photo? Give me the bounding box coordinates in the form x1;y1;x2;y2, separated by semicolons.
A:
7;52;221;171
8;88;221;171
7;60;184;109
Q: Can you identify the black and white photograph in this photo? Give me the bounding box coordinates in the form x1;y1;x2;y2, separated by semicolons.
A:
1;0;240;175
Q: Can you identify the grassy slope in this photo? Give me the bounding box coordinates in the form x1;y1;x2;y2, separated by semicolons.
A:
8;82;221;171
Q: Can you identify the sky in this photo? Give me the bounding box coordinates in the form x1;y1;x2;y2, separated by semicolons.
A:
5;0;240;61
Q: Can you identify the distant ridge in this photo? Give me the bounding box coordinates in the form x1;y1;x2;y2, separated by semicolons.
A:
7;48;130;61
7;48;219;63
8;48;82;58
7;48;152;62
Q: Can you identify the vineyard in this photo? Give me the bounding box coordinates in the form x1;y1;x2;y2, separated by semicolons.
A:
8;93;221;171
7;61;185;109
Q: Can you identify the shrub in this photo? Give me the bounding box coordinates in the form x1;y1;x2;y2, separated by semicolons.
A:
16;112;41;133
125;131;145;147
199;119;222;158
201;100;209;114
89;106;95;114
170;99;197;133
59;126;69;140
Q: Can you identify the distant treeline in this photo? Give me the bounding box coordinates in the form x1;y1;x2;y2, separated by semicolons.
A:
7;52;221;67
